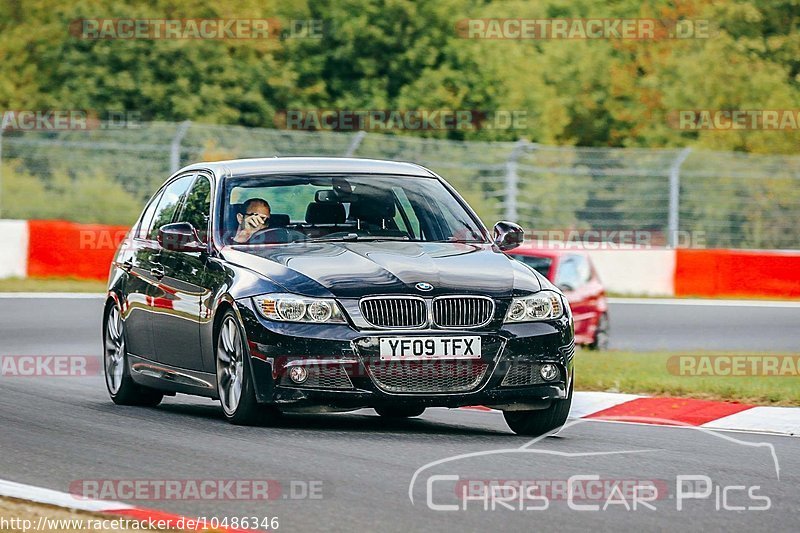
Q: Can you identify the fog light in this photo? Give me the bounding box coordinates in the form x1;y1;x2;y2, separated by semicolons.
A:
540;363;559;382
288;366;308;384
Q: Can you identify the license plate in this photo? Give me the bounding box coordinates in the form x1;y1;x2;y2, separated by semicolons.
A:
379;336;481;361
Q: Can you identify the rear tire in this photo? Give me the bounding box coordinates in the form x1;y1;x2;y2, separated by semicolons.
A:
375;406;426;418
503;380;572;436
104;302;163;407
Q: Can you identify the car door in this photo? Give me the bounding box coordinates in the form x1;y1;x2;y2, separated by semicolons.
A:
120;189;164;359
152;173;212;371
139;174;196;365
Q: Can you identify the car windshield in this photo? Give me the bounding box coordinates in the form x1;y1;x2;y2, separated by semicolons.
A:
220;174;487;245
516;254;554;278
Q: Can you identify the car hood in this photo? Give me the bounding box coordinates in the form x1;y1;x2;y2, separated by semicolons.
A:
221;242;542;299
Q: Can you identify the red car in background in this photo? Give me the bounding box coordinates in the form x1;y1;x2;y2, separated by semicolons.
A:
509;247;609;350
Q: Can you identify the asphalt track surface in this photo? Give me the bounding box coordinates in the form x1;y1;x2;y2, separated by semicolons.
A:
606;298;800;352
0;296;798;532
1;295;797;355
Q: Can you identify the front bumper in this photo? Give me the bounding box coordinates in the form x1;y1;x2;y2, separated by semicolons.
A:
237;299;575;411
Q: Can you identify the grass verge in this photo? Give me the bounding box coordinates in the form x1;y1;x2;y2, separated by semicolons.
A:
577;350;800;406
0;277;106;293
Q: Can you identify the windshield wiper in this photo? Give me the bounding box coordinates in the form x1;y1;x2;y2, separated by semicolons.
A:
428;239;485;244
310;234;410;242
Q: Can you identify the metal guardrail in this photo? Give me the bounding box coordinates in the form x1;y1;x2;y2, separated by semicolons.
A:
1;121;798;249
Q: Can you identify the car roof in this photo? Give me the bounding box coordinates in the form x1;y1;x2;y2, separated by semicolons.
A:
180;157;437;178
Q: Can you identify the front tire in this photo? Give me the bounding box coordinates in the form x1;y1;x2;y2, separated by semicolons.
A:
216;310;264;425
503;380;572;436
104;302;163;407
375;406;426;418
588;313;610;351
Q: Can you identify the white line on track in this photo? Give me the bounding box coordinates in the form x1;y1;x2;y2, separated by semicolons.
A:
0;478;131;512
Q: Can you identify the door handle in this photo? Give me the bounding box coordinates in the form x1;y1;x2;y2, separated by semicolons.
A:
121;260;133;272
150;266;165;280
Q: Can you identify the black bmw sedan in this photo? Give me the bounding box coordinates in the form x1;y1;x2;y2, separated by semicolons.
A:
104;157;575;435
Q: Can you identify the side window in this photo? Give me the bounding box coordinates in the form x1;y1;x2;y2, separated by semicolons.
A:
135;190;164;240
555;256;582;290
175;176;212;242
574;255;592;284
146;175;195;240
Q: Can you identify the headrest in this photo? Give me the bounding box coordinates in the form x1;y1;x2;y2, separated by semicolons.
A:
349;193;396;222
269;214;290;227
306;201;346;225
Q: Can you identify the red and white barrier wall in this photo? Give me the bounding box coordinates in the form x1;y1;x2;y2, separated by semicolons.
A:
579;248;800;298
674;248;800;298
582;249;677;296
0;219;126;282
0;220;29;278
26;220;128;280
1;219;799;298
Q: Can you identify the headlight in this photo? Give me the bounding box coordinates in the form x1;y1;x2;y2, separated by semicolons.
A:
253;293;346;324
504;290;565;323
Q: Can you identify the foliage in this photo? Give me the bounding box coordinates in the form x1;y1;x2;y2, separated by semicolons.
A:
1;161;142;224
1;0;798;151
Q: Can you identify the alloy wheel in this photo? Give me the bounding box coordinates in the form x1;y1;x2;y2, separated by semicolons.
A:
104;306;125;394
217;316;244;415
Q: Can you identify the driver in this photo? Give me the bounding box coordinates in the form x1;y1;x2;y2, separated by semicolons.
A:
233;198;271;243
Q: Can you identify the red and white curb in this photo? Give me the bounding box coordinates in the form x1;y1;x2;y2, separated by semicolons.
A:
466;391;800;436
0;478;248;532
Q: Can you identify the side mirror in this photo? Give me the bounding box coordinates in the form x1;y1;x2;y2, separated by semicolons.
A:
558;282;575;292
158;222;206;253
493;221;524;251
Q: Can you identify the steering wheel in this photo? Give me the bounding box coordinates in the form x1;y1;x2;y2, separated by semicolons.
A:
247;227;307;244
